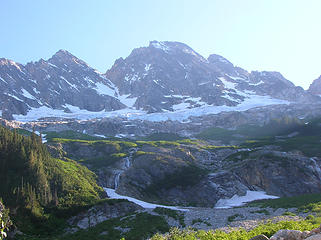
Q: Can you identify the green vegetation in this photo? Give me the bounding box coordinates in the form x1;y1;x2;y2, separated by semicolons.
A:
0;201;11;240
150;218;321;240
139;132;185;141
282;211;296;216
52;212;169;240
153;207;185;227
248;193;321;214
0;126;105;238
227;214;244;222
191;218;211;226
44;130;106;142
196;117;305;143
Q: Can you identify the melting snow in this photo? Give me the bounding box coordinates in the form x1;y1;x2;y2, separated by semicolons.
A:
218;77;237;90
21;89;36;100
225;74;245;81
94;82;116;97
104;188;188;211
173;102;191;111
13;93;290;122
249;80;264;86
5;93;23;101
118;94;137;108
84;76;95;85
145;64;151;72
47;62;58;68
93;134;107;138
0;76;6;83
60;76;78;90
151;41;170;52
215;191;279;209
33;88;40;94
125;73;140;83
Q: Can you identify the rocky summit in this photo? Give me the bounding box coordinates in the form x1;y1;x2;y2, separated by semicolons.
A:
0;41;319;121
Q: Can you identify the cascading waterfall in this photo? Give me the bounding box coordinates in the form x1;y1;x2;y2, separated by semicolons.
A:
310;157;321;180
113;147;137;190
114;172;121;189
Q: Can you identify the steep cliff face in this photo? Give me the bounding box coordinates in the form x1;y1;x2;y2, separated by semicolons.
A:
229;150;321;197
53;136;321;207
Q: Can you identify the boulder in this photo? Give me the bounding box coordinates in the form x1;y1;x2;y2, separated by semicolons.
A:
249;234;269;240
270;229;303;240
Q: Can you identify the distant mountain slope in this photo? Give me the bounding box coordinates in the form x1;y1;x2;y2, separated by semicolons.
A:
0;41;318;121
308;75;321;95
106;41;313;113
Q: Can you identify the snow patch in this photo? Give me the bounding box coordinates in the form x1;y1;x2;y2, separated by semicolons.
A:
249;80;264;86
172;102;191;111
21;89;37;100
0;76;7;83
118;94;137;108
33;88;40;94
5;93;23;101
93;134;107;138
151;41;170;52
60;76;78;90
215;191;279;209
84;76;95;85
94;82;116;97
219;77;237;90
125;73;140;83
104;188;188;211
47;62;58;68
145;64;151;72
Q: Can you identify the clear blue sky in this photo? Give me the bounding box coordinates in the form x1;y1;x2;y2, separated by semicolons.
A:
1;0;320;89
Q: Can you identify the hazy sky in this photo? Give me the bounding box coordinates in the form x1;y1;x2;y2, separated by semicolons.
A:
1;0;320;89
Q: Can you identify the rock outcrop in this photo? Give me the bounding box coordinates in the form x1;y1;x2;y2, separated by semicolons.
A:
67;200;142;230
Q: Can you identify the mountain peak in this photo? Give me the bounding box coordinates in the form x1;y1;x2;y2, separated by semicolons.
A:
52;49;75;59
308;75;321;95
48;49;89;67
208;54;233;66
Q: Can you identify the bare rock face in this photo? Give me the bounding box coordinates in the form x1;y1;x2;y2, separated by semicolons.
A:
67;200;142;230
309;75;321;95
230;150;321;197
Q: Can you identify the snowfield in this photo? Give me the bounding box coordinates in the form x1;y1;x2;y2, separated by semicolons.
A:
104;188;189;211
12;93;290;122
214;191;279;209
